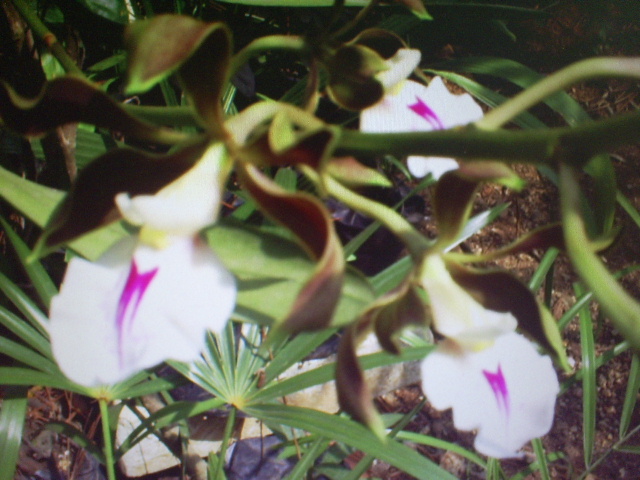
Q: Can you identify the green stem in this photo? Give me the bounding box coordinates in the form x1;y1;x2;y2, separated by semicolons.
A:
99;399;117;480
10;0;84;76
478;57;640;129
559;163;640;351
335;107;640;167
123;105;200;127
229;35;308;83
324;175;430;260
212;407;236;480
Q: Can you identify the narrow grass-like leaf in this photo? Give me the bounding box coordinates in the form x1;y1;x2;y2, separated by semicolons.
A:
620;354;640;438
0;306;51;358
575;283;596;467
0;271;49;336
46;421;105;463
531;437;551;480
250;346;430;404
264;329;336;383
617;190;640;231
510;452;565;480
528;248;559;292
0;217;57;308
0;336;58;374
395;430;487;469
284;436;332;480
0;387;28;480
0;367;82;393
244;404;456;480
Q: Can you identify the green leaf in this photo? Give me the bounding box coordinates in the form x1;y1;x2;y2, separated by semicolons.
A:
0;270;49;337
244;404;456;480
575;282;596;467
209;222;373;328
46;421;105;463
620;354;640;438
77;0;129;24
0;166;126;260
0;305;51;358
0;387;28;480
0;217;57;308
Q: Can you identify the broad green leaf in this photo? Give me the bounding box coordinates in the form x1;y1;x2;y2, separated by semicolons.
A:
0;165;127;260
77;0;129;24
208;222;374;328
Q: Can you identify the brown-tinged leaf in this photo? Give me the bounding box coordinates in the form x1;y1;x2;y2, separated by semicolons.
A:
446;262;555;355
374;284;427;354
336;322;386;439
0;77;185;144
433;172;477;245
177;23;232;132
237;162;345;331
326;157;392;188
126;15;232;130
457;160;526;191
38;139;208;250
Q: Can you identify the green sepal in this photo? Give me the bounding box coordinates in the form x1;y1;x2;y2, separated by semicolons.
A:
326;157;392;189
125;15;232;131
433;172;477;246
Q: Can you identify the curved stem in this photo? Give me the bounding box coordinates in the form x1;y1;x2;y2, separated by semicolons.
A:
228;35;308;83
10;0;84;77
478;57;640;129
559;163;640;351
335;108;640;167
324;175;430;260
99;399;117;480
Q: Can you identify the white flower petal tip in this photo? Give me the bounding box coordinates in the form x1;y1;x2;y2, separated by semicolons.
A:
50;236;236;387
360;77;484;179
421;332;559;458
116;143;228;236
377;48;422;91
420;255;517;345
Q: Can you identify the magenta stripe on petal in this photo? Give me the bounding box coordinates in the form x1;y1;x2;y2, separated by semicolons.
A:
408;97;444;130
483;364;510;417
116;261;158;365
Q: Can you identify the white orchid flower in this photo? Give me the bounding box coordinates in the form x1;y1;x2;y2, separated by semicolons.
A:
360;76;483;179
49;143;236;387
421;332;559;458
419;255;559;457
421;254;516;347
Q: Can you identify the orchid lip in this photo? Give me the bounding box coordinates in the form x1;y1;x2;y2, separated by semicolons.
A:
483;364;510;418
408;97;444;130
116;261;159;366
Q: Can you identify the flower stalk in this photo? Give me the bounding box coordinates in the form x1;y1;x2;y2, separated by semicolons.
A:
99;399;117;480
324;175;431;260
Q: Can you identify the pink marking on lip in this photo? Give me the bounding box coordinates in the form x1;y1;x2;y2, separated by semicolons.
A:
408;97;445;130
483;364;510;417
116;261;159;366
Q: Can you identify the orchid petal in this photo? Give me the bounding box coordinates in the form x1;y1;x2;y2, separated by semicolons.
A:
421;332;559;458
420;255;516;347
361;78;483;179
50;235;236;386
115;143;230;236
